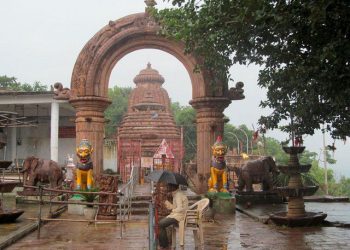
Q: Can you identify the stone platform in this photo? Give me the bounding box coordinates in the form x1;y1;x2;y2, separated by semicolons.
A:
235;191;284;205
207;192;236;214
237;201;350;227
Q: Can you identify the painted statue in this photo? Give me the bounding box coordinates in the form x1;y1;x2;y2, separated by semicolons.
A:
208;136;229;193
76;139;94;190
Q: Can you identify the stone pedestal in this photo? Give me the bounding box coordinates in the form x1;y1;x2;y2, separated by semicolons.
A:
208;193;236;214
67;196;84;215
235;191;283;205
83;206;97;220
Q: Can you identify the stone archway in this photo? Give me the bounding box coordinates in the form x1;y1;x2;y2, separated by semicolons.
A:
70;11;235;193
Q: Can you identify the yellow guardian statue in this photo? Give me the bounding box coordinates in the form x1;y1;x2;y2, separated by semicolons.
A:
208;136;229;193
76;139;94;190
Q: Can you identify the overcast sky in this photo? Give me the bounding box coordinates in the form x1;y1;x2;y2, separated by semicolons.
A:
1;0;349;178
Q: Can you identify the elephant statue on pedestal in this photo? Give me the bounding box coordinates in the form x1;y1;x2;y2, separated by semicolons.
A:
22;156;64;189
231;156;279;192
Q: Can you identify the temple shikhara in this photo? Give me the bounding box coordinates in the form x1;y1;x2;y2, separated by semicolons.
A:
117;63;183;181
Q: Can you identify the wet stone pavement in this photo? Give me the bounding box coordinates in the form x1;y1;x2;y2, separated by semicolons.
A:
5;210;350;250
3;185;350;249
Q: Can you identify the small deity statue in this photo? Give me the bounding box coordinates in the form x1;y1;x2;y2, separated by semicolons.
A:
65;154;76;189
76;139;94;190
208;136;229;193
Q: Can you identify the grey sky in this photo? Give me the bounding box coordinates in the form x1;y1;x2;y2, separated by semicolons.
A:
0;0;349;177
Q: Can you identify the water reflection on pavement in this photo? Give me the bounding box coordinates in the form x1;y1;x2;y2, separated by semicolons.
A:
5;209;350;250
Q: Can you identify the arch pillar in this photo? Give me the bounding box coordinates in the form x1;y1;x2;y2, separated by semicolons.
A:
190;97;231;193
69;96;111;177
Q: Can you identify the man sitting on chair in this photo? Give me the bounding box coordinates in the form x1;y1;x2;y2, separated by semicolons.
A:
159;184;189;249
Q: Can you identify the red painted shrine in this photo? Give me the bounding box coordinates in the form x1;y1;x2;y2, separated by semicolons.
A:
117;63;182;182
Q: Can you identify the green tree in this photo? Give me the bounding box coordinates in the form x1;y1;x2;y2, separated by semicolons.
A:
171;102;197;162
0;75;47;91
154;0;350;139
104;86;132;137
330;176;350;197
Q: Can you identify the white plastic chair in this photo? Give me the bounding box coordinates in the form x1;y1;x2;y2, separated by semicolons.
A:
171;198;210;249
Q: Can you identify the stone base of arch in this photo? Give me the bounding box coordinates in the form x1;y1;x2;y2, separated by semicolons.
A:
189;97;231;194
69;96;111;178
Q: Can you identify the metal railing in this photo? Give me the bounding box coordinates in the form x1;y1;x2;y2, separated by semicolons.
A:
148;201;156;250
24;184;123;239
24;166;139;239
118;165;138;220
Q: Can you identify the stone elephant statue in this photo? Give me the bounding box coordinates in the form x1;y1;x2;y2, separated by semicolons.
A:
22;156;64;188
232;156;279;192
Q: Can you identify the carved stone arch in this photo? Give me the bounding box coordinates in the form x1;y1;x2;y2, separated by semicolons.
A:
71;13;223;99
70;12;231;193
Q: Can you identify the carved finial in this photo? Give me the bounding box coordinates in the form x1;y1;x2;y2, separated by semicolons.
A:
147;62;152;69
228;81;245;101
53;82;71;100
145;0;157;8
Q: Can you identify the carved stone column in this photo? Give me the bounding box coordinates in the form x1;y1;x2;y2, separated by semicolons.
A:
70;96;111;177
190;97;231;193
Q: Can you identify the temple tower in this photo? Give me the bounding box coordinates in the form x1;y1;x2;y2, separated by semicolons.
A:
117;63;182;181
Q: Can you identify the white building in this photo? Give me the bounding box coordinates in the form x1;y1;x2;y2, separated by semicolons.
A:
0;90;117;171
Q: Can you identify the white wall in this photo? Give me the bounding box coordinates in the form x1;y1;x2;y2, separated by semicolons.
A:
4;123;75;166
103;139;117;172
3;117;117;170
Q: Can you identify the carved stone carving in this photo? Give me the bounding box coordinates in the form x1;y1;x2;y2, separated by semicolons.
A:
228;81;245;100
53;82;71;100
145;0;157;8
96;174;118;220
69;11;236;193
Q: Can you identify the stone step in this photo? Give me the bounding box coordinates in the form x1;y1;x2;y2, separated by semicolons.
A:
127;198;201;210
130;207;150;215
131;195;151;201
130;200;150;208
130;194;200;203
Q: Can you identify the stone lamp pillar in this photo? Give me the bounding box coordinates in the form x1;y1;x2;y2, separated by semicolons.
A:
270;146;327;226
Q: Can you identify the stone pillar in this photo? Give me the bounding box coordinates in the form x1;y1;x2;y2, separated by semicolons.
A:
10;115;17;162
190;97;231;193
50;101;59;162
70;96;111;177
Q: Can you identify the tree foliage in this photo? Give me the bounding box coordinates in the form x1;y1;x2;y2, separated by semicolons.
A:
171;102;197;162
104;86;132;137
155;0;350;139
0;75;47;91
